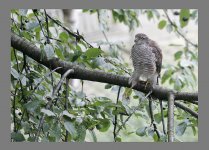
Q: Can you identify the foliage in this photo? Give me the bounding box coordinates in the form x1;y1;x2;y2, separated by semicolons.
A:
11;9;198;142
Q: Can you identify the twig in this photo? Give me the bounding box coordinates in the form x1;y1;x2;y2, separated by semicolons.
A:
44;9;50;44
64;78;69;142
113;86;121;142
174;101;198;118
149;97;160;141
35;96;52;141
32;67;62;93
33;10;62;43
33;10;47;38
46;13;93;48
160;100;166;135
116;91;152;135
163;10;198;48
12;87;17;132
104;58;131;75
35;69;74;142
167;92;175;142
188;101;198;105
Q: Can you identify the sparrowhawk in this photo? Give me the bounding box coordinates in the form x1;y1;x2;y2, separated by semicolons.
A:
129;33;163;88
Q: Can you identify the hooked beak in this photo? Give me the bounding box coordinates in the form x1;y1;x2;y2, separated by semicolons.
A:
134;37;138;43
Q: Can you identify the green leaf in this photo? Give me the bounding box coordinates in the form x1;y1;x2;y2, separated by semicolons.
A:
115;137;122;142
44;44;55;59
35;30;40;41
22;31;32;40
22;122;31;134
161;69;173;84
136;127;146;136
174;51;183;60
24;100;42;113
154;113;162;124
64;121;78;139
85;48;103;59
43;123;50;132
71;50;82;62
176;122;187;136
76;45;82;51
11;132;25;142
147;10;153;20
75;124;86;142
41;108;55;117
11;68;19;79
55;47;65;60
96;118;111;132
59;32;69;42
105;84;112;89
174;77;182;91
191;126;197;136
28;137;36;142
158;20;167;29
49;122;62;141
123;87;132;98
153;133;159;142
180;9;190;28
62;110;75;119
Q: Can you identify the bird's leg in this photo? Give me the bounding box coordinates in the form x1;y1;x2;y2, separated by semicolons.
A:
144;80;150;90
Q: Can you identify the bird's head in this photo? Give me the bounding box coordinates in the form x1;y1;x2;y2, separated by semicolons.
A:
134;33;149;44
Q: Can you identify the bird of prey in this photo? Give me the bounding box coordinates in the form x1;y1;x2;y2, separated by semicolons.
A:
129;33;162;88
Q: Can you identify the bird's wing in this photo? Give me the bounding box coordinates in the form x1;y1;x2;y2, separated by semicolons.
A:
150;41;163;76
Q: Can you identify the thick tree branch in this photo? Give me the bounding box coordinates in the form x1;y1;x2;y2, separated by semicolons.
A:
11;33;198;102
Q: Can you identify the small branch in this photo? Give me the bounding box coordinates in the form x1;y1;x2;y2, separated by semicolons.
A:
149;97;160;141
163;10;198;48
188;101;198;105
113;86;121;142
35;69;74;142
46;13;93;48
35;96;52;142
12;87;17;132
44;9;50;44
33;10;47;38
31;67;62;94
64;78;69;142
160;100;166;135
33;10;62;43
174;102;198;118
116;91;152;135
167;92;175;142
53;69;74;96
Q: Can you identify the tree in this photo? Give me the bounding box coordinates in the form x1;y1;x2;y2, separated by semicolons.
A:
11;9;198;142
